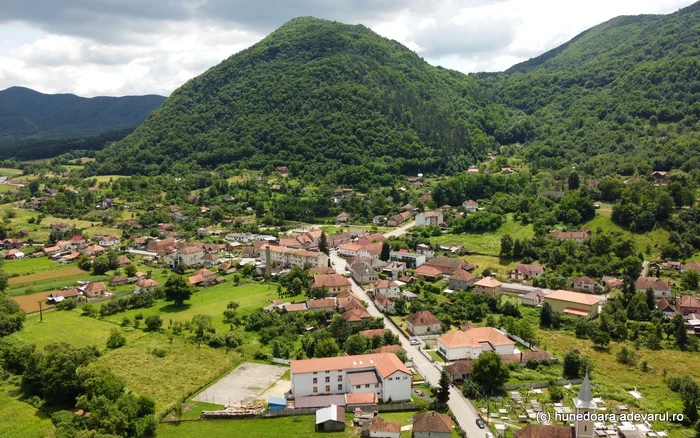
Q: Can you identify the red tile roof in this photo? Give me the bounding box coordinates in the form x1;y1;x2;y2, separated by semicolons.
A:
412;412;452;433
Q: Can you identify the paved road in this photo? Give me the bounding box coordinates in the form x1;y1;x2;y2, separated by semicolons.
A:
330;250;485;438
383;221;416;238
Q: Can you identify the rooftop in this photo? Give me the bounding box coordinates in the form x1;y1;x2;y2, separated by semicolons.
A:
290;353;409;378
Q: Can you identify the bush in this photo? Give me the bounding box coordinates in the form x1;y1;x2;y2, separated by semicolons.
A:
81;303;97;318
548;385;564;402
55;299;77;311
526;359;539;370
144;315;163;332
151;348;167;358
413;398;430;412
106;329;126;349
207;333;227;348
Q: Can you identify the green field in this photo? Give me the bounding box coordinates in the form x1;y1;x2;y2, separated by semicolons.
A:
431;214;534;256
158;415;354;438
0;384;55;438
584;209;670;258
99;333;238;409
4;257;67;277
8;272;109;297
0;168;23;178
463;255;522;279
101;281;304;332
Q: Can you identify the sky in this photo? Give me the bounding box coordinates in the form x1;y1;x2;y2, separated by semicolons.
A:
0;0;695;97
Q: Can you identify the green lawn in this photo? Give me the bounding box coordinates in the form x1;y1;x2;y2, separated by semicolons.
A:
584;209;669;258
378;411;461;438
464;255;522;279
431;214;534;256
0;384;55;438
4;257;67;277
101;281;304;332
98;333;238;409
158;414;355;438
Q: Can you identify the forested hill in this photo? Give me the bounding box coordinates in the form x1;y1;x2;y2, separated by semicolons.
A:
493;2;700;176
92;17;519;182
0;87;165;143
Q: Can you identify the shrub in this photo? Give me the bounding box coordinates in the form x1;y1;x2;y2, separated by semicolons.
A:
106;329;126;349
151;348;167;358
144;315;163;332
56;299;77;311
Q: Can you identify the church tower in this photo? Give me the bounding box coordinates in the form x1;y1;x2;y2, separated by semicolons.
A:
573;373;597;438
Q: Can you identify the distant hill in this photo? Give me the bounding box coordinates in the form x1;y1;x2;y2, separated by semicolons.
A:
0;87;165;143
93;17;517;180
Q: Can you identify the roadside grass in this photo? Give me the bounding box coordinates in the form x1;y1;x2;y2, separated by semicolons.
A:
584;209;669;258
158;414;355;438
98;333;238;410
4;257;72;277
537;329;690;434
430;214;534;256
0;384;55;438
101;282;305;332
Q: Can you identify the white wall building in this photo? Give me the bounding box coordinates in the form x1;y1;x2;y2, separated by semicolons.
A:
437;327;516;361
290;353;411;402
261;245;328;269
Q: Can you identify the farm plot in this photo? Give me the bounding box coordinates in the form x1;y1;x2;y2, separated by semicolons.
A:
193;362;288;406
12;291;55;314
8;266;87;285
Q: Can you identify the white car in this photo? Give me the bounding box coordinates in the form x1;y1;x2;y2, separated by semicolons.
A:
410;337;420;346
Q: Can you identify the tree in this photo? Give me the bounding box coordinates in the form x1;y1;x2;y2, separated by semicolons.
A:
91;256;110;275
191;314;214;346
563;351;583;378
106;329;126;349
223;301;241;325
568;171;580;190
616;347;637;366
380;242;391;262
394;295;407;315
674;313;689;351
124;264;138;278
164;274;194;307
319;231;329;256
329;315;350;346
500;234;513;257
591;330;610;348
0;293;26;336
345;334;368;355
143;315;163;332
314;337;340;358
436;370;451;407
681;269;700;291
549;384;564;402
540;302;553;328
291;277;303;296
472;352;509;391
462;379;482;399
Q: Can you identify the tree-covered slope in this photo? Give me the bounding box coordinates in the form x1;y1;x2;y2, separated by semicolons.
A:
494;2;700;176
0;87;165;143
93;17;517;181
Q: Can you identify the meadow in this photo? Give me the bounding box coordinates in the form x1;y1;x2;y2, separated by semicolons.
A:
583;208;670;257
0;384;55;438
431;214;534;256
4;257;69;277
158;415;354;438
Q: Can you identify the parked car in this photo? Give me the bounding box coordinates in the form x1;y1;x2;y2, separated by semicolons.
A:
410;337;420;346
476;418;485;429
485;432;494;438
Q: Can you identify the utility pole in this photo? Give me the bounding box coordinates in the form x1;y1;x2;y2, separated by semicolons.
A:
38;301;43;322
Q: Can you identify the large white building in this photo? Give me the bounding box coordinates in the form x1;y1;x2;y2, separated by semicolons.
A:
290;353;412;402
436;327;515;361
415;210;444;227
261;245;329;269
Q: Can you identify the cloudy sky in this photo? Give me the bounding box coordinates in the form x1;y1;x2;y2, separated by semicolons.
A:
0;0;694;97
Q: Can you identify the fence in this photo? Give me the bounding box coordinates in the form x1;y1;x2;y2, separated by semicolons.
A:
502;379;582;391
499;328;534;349
262;402;419;418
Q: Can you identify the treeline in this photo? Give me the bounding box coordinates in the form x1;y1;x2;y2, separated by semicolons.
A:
0;128;134;161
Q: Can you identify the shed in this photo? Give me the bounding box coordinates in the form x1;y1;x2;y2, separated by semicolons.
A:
315;404;346;432
268;397;286;411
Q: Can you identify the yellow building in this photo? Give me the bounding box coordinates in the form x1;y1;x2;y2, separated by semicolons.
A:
544;290;601;319
474;276;502;296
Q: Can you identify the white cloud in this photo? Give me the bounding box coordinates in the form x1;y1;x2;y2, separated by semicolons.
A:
0;0;695;96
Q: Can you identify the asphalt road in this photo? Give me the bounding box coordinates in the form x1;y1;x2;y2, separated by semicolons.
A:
330;248;486;438
383;221;416;238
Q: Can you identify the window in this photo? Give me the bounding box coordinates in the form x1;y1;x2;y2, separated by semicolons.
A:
338;370;342;373
375;384;379;388
313;372;317;375
356;385;361;389
325;371;330;374
338;384;343;390
325;385;330;392
365;384;370;388
313;378;317;384
387;377;392;381
337;375;343;382
313;387;318;393
404;376;408;380
325;377;330;383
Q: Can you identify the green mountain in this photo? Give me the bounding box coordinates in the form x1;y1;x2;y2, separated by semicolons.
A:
94;4;700;180
0;87;165;143
93;17;517;181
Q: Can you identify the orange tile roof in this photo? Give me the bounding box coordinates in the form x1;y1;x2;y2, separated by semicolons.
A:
346;393;379;406
450;269;476;282
310;273;351;289
474;276;502;288
359;329;388;339
438;327;514;349
342;307;371;322
407;310;441;327
369;416;401;433
545;290;601;305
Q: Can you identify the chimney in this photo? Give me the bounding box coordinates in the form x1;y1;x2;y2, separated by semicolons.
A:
265;245;272;277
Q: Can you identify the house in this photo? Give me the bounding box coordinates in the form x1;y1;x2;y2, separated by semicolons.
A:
386;211;412;227
437;327;515;361
551;230;591;242
375;294;395;313
422;257;472;276
84;282;107;298
462;200;479;212
336;212;351;224
678;296;700;315
290;353;411;402
350;259;379;285
412;412;452;438
49;223;73;233
147;237;176;254
419;193;432;203
372;344;407;356
135;279;159;294
260;245;329;269
116;255;131;267
188;268;218;286
544;290;601;318
682;261;700;272
652;170;668;183
444;360;474;382
306;298;338;312
1;239;25;250
634;276;671;299
310;274;352;296
571;276;597;293
510;264;545;281
372;280;400;299
381;262;406;280
47;289;80;303
406;311;441;336
415;211;443;227
5;249;24;260
359;329;389;340
413;265;443;282
501;167;514;174
522;289;545;306
389;250;426;269
402;204;416;212
98;235;120;247
657;298;677;318
664;261;682;271
369;415;401;438
83;244;106;256
474;276;502;296
342;307;372;324
602;277;623;292
448;269;477;290
275;165;289;174
315;405;345;432
283;303;308;312
59;252;81;263
333;188;354;197
109;275;129;286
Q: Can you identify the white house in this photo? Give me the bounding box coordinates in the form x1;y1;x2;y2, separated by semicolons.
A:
98;235;121;247
415;211;443;227
166;246;204;268
134;278;159;294
290;353;411;402
412;412;452;438
260;245;329;269
521;289;545;306
437;327;515;361
389;250;426;269
372;280;400;299
369;416;401;438
462;200;479;212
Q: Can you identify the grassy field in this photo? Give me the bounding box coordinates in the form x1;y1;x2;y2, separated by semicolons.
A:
98;333;238;409
8;266;90;286
101;281;304;332
0;168;23;177
463;255;522;279
584;209;669;258
378;411;461;438
93;175;128;183
0;384;55;438
12;291;55;314
431;214;534;256
8;272;109;297
4;257;70;277
158;414;355;438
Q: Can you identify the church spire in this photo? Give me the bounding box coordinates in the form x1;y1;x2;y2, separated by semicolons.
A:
574;373;597;409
